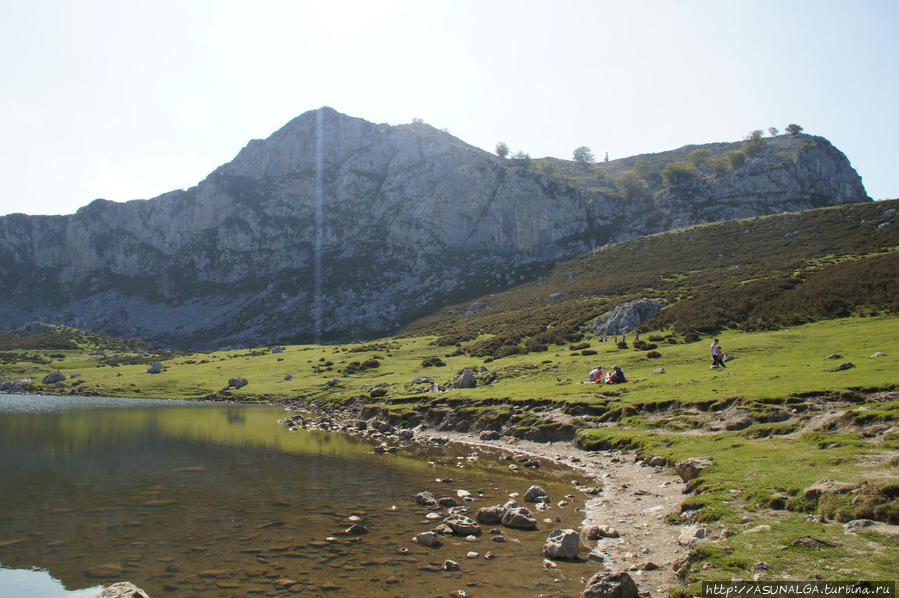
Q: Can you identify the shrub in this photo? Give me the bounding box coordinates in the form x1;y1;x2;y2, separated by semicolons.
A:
661;162;695;186
727;150;746;169
710;156;729;176
616;171;651;202
594;166;610;184
646;351;662;358
743;130;765;156
688;148;710;169
539;161;559;176
495;345;522;358
421;356;446;367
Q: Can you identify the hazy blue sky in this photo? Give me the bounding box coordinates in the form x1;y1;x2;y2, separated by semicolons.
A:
1;0;896;216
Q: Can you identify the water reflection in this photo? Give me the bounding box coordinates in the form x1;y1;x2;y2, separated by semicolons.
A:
0;395;589;597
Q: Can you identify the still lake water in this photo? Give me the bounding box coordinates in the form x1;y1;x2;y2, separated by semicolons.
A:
0;395;594;597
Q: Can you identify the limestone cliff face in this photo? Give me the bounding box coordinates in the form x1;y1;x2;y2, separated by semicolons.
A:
0;108;870;347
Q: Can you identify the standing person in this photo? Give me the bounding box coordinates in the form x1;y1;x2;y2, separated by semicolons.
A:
635;330;640;342
711;338;726;368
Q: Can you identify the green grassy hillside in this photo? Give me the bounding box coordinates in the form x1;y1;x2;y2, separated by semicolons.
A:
401;199;898;353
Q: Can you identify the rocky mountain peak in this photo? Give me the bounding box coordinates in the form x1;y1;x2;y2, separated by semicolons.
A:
0;110;871;348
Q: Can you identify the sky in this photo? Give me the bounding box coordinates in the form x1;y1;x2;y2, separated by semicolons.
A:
1;0;897;216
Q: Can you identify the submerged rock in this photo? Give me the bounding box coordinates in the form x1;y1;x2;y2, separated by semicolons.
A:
525;485;548;503
413;531;443;547
443;514;481;536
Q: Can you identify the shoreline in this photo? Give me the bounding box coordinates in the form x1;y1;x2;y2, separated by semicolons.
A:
2;390;692;595
281;400;692;596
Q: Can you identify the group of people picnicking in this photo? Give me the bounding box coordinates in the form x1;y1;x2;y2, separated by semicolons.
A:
585;335;732;383
587;364;627;384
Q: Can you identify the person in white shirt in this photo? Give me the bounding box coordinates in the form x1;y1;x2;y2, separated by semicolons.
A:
711;338;726;368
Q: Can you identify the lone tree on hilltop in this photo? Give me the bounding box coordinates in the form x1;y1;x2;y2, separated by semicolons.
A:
573;146;595;168
495;142;509;159
768;127;779;137
786;123;804;136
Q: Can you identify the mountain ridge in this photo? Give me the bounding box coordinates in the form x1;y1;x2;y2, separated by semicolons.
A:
0;108;871;348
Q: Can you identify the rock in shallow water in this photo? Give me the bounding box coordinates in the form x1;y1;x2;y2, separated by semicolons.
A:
92;582;150;598
543;528;579;560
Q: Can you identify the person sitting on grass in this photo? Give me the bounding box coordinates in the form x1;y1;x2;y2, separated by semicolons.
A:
607;364;626;384
588;365;604;383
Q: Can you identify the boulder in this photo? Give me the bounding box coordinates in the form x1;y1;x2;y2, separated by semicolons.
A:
326;377;341;387
146;362;163;374
458;369;477;389
228;377;248;389
479;430;502;441
525;485;548;503
581;571;638;598
501;506;537;530
42;370;66;384
543;528;579;560
832;362;855;371
397;429;414;441
476;505;505;524
92;582;151;598
443;514;481;536
675;457;713;482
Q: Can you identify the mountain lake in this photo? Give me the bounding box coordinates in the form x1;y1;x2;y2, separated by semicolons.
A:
0;395;597;597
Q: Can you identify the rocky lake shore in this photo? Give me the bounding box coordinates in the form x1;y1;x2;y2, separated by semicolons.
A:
278;400;696;597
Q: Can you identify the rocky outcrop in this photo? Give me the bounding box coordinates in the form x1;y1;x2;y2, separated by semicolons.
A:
592;298;663;335
0;108;870;348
